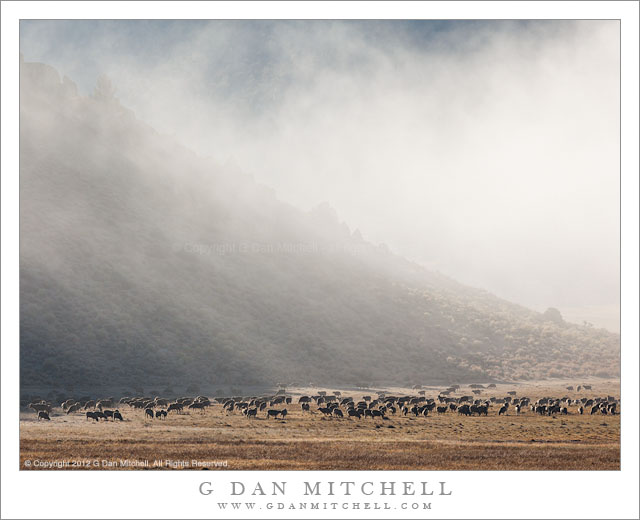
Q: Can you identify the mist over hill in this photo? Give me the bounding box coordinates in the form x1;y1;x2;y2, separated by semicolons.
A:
19;59;619;395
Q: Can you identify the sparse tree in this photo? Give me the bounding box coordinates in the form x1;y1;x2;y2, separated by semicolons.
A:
543;307;564;325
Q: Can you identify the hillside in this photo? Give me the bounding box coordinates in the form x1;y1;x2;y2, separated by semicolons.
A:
19;59;620;395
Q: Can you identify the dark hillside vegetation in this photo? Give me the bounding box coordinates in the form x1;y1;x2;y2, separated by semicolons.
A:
19;59;619;394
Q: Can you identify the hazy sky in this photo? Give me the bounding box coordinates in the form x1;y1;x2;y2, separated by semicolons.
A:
20;20;620;330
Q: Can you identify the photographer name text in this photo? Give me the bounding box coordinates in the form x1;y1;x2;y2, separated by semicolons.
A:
200;480;452;497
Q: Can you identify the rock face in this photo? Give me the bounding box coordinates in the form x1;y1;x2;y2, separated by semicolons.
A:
19;60;620;392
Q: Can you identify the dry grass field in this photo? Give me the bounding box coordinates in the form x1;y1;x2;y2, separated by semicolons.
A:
19;380;620;470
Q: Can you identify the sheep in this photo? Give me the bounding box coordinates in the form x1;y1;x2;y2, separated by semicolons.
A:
28;403;52;414
167;403;183;414
37;411;50;421
66;403;82;414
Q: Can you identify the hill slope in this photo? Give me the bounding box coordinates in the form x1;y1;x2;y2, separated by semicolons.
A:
19;60;620;394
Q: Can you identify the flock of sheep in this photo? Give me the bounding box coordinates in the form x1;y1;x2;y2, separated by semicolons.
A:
24;383;620;424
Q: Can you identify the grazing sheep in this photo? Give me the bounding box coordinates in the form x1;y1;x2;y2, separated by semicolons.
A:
167;403;183;414
267;409;281;419
86;411;99;422
28;403;52;414
333;409;344;418
96;399;114;411
245;408;258;418
66;403;81;414
189;402;208;413
145;409;154;419
578;406;584;415
113;410;124;421
498;405;508;416
37;411;50;421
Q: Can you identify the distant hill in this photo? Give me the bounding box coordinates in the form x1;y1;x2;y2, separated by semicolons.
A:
19;59;620;395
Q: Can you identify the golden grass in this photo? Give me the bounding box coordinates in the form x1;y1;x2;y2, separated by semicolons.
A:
20;380;620;470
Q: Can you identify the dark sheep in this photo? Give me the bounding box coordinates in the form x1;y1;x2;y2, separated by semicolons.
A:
189;402;208;413
113;410;124;421
37;411;50;421
145;408;154;419
458;404;471;416
266;409;281;419
167;403;184;414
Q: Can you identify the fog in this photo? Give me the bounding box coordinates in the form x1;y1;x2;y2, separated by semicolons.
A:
20;20;620;331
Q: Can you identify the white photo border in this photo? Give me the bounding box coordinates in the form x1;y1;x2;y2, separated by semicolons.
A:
2;2;638;519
